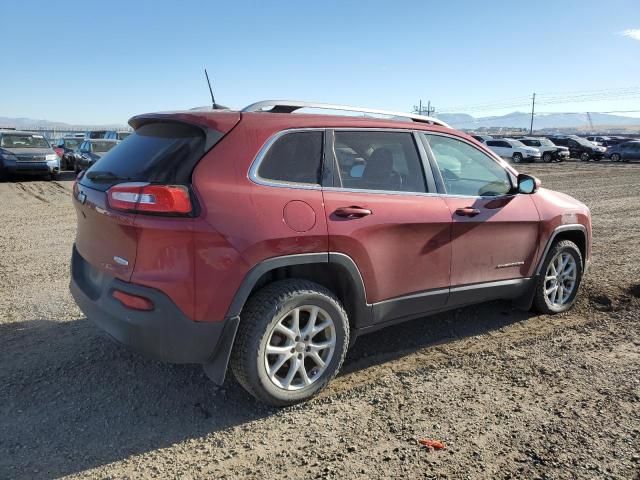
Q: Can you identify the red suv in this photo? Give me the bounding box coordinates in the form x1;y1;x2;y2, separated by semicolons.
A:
70;100;591;406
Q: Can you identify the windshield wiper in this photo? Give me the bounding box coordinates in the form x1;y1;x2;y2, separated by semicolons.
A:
85;171;132;182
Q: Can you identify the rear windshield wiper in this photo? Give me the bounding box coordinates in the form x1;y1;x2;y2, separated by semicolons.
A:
85;171;132;182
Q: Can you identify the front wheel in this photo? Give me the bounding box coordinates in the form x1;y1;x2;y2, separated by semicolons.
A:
542;152;553;163
512;153;523;164
532;240;583;314
230;279;349;406
580;152;590;162
611;153;621;162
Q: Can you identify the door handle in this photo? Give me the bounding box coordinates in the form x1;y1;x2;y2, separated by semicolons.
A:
334;206;372;218
455;207;481;217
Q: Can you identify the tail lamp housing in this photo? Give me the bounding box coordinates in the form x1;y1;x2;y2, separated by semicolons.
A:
107;183;192;215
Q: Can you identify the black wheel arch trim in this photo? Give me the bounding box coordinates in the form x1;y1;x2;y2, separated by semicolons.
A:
535;224;588;275
225;252;372;326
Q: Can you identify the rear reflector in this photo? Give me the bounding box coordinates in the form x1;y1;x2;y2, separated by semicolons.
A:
112;290;154;311
107;183;192;214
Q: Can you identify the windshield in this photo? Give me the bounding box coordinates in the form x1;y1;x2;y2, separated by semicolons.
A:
92;141;116;153
508;140;526;147
1;134;50;148
64;139;82;149
539;138;554;146
117;132;131;140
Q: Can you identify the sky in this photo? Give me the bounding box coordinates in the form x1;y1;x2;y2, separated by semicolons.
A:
2;0;640;125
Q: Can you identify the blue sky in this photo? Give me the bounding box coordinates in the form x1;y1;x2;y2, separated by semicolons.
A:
2;0;640;124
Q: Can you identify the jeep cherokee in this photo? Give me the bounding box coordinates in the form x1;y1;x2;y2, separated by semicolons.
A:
70;100;591;406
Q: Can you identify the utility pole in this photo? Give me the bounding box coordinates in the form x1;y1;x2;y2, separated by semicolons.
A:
414;99;435;116
529;92;536;135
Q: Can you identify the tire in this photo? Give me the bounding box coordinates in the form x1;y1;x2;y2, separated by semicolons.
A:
512;153;523;164
230;279;349;406
580;152;590;162
611;153;620;162
542;152;553;163
532;240;583;314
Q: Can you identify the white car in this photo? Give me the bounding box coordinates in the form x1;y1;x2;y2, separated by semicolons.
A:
485;138;541;163
517;137;570;163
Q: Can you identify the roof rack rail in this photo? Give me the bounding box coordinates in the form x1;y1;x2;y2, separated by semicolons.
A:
241;100;450;128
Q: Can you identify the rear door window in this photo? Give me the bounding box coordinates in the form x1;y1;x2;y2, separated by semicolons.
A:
80;122;207;191
331;131;427;193
256;131;324;185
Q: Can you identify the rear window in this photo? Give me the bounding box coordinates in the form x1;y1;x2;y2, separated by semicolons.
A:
256;131;323;184
81;122;207;191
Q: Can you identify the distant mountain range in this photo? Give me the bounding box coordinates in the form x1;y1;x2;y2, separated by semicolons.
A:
437;111;640;130
2;111;639;132
0;116;127;130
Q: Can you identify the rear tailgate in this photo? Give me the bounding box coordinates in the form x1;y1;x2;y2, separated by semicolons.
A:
73;111;241;283
74;186;138;281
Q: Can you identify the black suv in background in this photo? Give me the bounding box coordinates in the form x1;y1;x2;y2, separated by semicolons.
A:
53;136;83;170
547;136;605;162
73;139;119;173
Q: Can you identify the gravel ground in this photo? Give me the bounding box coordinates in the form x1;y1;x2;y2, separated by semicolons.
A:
0;163;639;479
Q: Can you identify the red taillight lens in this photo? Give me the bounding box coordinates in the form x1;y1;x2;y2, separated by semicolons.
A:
112;290;154;311
107;183;192;215
54;147;64;157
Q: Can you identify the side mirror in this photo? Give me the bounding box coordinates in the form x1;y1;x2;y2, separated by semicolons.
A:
517;174;541;194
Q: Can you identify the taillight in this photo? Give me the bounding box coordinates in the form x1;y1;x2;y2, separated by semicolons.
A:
107;183;192;215
54;147;64;157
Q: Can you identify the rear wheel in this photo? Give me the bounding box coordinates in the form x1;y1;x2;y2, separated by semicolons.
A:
542;152;553;163
580;152;590;162
533;240;583;314
230;279;349;406
512;153;523;163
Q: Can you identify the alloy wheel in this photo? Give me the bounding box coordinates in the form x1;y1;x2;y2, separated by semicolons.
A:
544;252;577;307
264;305;336;391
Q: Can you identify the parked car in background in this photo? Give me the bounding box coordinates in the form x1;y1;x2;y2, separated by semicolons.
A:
104;131;132;141
547;136;605;161
73;139;119;173
85;130;110;139
70;100;591;406
54;136;84;170
0;130;60;180
604;140;640;162
471;134;493;144
485;138;541;163
516;137;569;163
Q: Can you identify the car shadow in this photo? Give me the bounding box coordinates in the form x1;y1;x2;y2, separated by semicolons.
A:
0;301;533;479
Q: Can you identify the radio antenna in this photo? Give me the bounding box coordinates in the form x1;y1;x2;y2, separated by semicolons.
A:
204;68;216;109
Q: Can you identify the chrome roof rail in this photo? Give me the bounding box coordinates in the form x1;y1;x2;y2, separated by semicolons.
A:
241;100;450;128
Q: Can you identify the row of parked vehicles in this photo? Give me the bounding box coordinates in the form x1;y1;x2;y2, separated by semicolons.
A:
0;129;127;180
471;134;639;163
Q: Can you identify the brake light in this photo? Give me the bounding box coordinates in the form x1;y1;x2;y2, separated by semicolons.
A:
54;147;64;158
112;290;154;311
107;183;192;214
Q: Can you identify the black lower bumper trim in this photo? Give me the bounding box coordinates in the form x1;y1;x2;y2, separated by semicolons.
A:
70;245;237;374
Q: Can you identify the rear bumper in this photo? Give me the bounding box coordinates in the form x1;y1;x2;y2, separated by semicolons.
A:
70;245;238;371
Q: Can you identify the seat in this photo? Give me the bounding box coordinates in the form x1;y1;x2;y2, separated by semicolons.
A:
362;147;402;190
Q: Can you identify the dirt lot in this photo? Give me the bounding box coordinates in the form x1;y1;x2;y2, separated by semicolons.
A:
1;163;639;480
